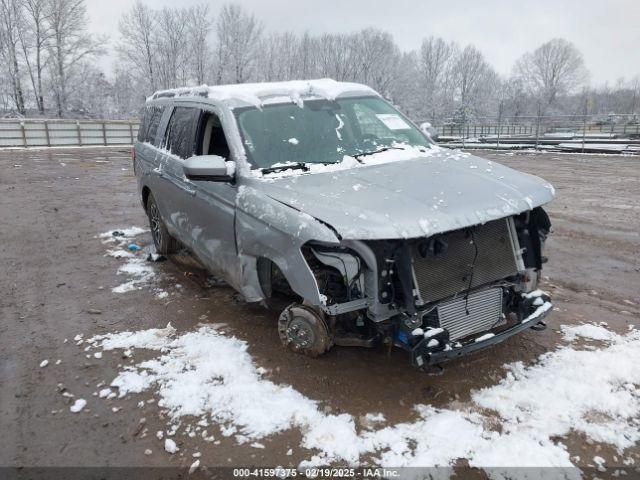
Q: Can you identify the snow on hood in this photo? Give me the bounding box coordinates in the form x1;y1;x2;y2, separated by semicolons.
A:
243;147;555;240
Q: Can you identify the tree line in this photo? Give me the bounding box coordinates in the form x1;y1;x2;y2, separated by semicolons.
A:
1;0;639;123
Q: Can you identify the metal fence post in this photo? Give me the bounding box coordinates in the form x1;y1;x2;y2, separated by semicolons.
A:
496;102;503;149
20;122;27;147
582;97;588;153
76;122;82;146
102;122;107;146
461;120;466;149
129;122;134;144
44;121;50;146
534;103;541;150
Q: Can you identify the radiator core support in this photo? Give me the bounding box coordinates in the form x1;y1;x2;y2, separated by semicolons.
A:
411;218;521;304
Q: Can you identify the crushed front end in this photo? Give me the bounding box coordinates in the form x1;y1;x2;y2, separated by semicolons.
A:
302;207;552;369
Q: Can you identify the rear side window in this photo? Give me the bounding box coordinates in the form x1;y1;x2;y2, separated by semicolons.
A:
137;105;164;144
137;109;149;142
163;107;200;159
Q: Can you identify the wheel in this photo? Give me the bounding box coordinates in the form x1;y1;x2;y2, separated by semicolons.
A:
146;192;180;255
278;303;332;357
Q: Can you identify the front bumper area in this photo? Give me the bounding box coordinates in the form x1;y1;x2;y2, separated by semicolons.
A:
411;294;552;368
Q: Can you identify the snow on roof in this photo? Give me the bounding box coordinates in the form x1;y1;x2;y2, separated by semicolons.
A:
147;78;378;107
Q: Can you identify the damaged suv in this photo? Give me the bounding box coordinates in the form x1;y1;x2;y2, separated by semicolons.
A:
133;79;554;369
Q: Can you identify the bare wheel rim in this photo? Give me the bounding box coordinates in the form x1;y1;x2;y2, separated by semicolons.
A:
149;202;162;246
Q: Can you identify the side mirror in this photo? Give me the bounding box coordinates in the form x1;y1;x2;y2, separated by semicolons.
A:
183;155;235;182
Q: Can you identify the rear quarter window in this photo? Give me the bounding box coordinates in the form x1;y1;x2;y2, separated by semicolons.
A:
163;106;200;159
137;105;165;145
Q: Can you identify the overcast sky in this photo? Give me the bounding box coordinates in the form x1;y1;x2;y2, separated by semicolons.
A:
86;0;640;85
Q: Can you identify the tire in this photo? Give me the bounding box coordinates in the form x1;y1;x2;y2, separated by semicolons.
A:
278;303;333;357
146;193;180;255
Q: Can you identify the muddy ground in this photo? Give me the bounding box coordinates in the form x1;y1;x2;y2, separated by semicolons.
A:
1;147;639;472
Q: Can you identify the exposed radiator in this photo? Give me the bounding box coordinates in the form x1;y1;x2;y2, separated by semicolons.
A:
436;287;503;341
411;218;520;303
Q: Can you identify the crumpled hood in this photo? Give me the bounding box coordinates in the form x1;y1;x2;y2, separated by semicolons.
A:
246;149;555;240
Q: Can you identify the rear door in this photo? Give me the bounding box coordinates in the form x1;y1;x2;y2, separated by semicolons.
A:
154;105;201;243
135;104;165;175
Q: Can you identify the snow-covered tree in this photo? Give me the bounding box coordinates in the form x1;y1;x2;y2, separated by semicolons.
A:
19;0;51;112
0;0;27;114
417;36;458;122
214;3;262;84
117;1;158;93
514;38;588;111
46;0;105;117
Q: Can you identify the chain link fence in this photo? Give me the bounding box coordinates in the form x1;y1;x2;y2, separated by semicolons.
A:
432;113;640;153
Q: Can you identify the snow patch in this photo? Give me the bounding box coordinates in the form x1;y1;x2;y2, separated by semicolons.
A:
98;227;172;295
164;438;178;454
562;323;621;343
97;227;147;241
85;321;640;468
70;399;87;413
112;257;155;293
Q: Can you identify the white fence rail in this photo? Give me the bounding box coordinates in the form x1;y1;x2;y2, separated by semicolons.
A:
0;119;140;148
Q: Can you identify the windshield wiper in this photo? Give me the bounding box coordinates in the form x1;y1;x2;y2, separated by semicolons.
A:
261;162;309;174
352;146;405;160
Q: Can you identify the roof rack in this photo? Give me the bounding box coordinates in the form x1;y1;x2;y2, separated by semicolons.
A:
154;92;176;99
152;89;208;100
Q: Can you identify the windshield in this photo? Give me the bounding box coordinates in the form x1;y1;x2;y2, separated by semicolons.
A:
234;96;431;169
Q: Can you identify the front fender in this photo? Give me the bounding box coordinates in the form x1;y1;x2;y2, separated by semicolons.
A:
235;185;340;304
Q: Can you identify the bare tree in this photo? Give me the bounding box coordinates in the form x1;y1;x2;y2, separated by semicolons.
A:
418;36;458;122
214;3;262;84
455;46;491;109
118;1;158;93
0;0;26;114
186;4;211;85
352;29;401;95
389;50;421;119
314;33;359;81
65;60;110;116
153;7;189;88
297;32;315;79
501;76;529;120
0;67;16;110
46;0;104;117
18;0;51;112
514;38;587;109
256;31;301;82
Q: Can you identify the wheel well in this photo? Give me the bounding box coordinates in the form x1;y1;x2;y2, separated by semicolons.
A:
257;257;296;299
142;186;151;212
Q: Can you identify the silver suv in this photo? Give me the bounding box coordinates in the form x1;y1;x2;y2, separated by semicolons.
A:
133;79;554;369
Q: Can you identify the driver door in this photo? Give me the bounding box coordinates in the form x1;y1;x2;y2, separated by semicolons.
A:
185;109;239;284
